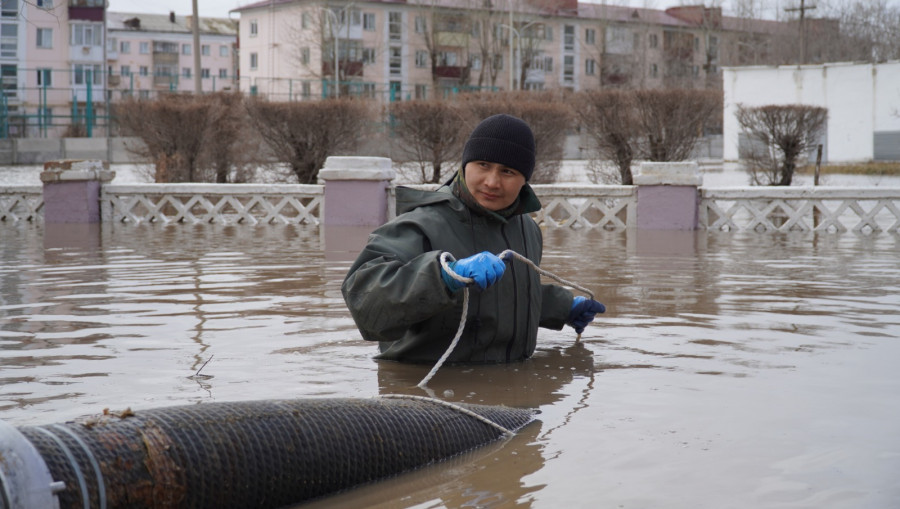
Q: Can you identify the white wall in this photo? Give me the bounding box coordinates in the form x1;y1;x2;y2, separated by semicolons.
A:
723;61;900;163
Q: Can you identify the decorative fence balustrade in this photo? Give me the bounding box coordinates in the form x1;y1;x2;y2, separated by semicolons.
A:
532;185;637;229
0;186;43;222
5;182;900;234
701;187;900;233
101;184;323;225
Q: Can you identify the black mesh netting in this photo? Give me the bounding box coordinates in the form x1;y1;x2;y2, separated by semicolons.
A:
16;397;535;509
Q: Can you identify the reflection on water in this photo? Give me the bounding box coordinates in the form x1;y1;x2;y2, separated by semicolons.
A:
1;223;899;508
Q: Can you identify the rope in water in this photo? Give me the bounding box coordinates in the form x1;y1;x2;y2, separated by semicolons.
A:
417;249;594;389
380;394;515;436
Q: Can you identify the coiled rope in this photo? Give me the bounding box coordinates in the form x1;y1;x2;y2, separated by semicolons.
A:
417;250;594;389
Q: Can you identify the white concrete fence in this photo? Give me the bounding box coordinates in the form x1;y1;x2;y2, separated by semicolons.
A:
2;157;899;234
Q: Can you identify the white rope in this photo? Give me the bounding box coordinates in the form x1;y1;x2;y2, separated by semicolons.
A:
380;394;515;437
417;249;594;389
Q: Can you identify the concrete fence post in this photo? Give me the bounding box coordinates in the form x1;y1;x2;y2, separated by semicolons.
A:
317;156;395;226
40;159;115;223
317;156;395;261
633;161;702;230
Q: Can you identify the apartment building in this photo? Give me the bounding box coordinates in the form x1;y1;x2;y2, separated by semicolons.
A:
232;0;787;102
2;1;237;138
107;12;238;100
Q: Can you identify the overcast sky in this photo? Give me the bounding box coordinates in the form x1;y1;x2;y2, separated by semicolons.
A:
105;0;900;19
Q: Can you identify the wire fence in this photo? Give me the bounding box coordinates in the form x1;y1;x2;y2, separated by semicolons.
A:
1;66;500;139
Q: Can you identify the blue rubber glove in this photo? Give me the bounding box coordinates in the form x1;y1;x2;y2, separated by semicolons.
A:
441;251;506;292
567;296;606;334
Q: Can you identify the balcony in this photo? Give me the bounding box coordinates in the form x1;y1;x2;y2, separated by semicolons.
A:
69;0;105;22
434;66;466;79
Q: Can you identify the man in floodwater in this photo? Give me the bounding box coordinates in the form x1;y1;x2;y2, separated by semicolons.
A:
341;114;605;363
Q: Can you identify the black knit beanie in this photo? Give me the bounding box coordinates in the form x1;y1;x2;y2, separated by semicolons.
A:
461;114;536;181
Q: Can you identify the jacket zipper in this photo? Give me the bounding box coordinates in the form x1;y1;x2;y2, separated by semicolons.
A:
501;224;517;363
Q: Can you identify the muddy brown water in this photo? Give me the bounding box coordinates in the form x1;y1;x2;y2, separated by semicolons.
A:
1;223;898;508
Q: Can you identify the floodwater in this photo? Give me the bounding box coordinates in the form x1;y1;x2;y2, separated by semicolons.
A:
1;223;899;509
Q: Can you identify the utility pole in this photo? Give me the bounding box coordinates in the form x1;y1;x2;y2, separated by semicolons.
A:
785;0;817;65
192;0;202;93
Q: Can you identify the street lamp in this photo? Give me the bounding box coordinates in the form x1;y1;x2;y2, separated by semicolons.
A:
498;23;519;90
499;20;539;91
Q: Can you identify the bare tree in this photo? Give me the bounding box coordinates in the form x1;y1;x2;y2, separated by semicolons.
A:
735;104;828;186
470;1;506;89
577;89;721;184
634;89;722;162
389;100;470;183
115;94;215;183
244;97;373;184
202;92;258;183
410;1;473;94
576;90;639;184
284;2;365;97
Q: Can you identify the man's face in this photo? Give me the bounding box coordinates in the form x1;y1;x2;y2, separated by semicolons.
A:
463;160;526;211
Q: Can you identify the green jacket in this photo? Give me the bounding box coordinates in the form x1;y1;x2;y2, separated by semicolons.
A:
341;182;573;364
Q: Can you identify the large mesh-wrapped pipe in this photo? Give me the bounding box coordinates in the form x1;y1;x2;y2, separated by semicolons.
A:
0;397;535;509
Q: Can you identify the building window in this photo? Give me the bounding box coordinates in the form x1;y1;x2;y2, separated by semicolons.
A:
563;55;574;82
585;59;596;75
470;55;481;70
301;12;311;29
71;23;102;47
139;41;149;54
650;63;658;77
73;63;102;85
36;27;52;48
36;68;51;86
649;33;658;49
389;47;402;75
250;52;258;70
120;65;130;76
1;24;16;57
154;65;173;77
139;90;150;99
692;65;700;77
182;67;191;77
139;65;148;76
389;12;402;42
220;45;229;57
415;50;428;68
634;33;640;50
1;0;15;17
219;68;228;78
543;56;553;72
249;19;258;37
37;0;53;8
415;16;426;33
585;28;595;45
415;84;427;99
694;37;700;51
362;47;375;64
201;68;210;78
363;13;375;31
564;25;574;51
301;81;311;98
182;44;191;55
120;40;130;53
201;45;210;56
438;51;457;66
